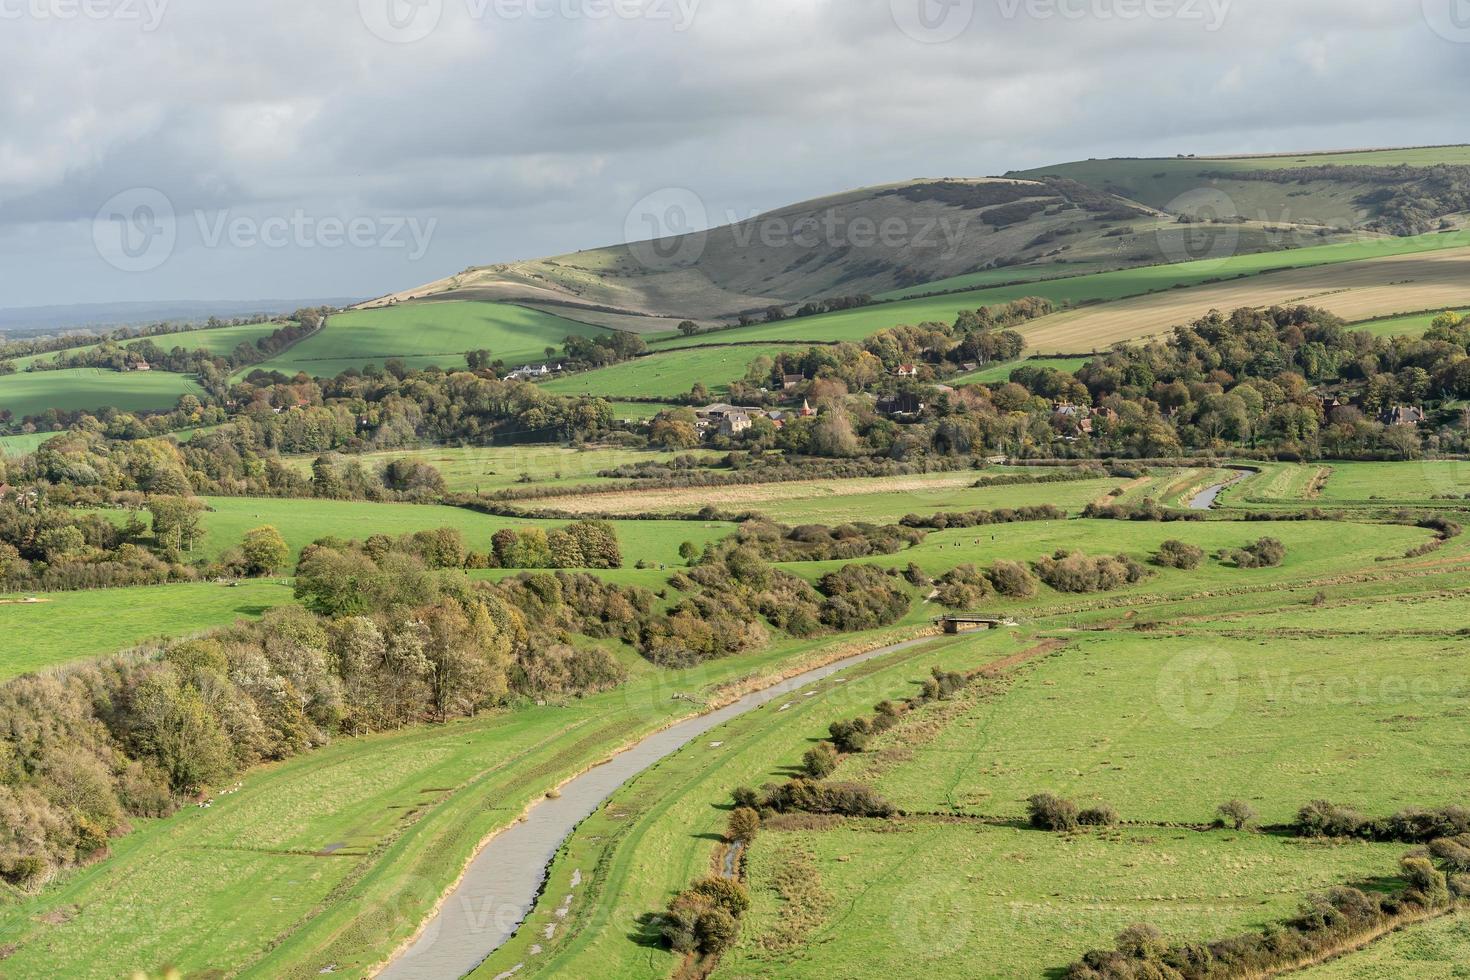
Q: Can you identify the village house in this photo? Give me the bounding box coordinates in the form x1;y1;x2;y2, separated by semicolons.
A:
877;393;926;418
895;364;919;379
782;374;805;390
1380;405;1426;427
719;411;753;437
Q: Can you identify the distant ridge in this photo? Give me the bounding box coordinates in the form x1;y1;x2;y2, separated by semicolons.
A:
0;298;363;336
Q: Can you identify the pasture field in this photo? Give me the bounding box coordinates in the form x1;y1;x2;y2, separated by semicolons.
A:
1017;248;1470;352
473;514;1470;980
1299;911;1470;977
0;431;53;456
951;355;1094;385
468;630;1009;980
854;631;1470;825
180;496;732;566
539;344;800;400
0;580;293;678
0;624;934;979
10;322;283;371
471;505;1468;980
1351;309;1463;337
0;368;200;418
607;400;677;420
648;231;1470;353
724;823;1405;980
782;514;1429;592
526;470;1156;522
1318;460;1470;503
244;302;607;378
281;445;720;494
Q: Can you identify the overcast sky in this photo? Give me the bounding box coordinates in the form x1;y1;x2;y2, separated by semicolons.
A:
0;0;1466;309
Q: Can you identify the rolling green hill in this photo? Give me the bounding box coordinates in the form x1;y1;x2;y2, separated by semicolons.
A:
243;302;608;378
0;368;201;418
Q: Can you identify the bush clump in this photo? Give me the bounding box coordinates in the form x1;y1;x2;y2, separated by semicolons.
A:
1028;793;1081;832
1035;551;1149;593
1153;539;1205;570
1224;537;1287;568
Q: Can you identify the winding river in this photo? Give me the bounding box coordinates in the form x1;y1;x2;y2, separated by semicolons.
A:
376;634;938;980
1188;468;1252;511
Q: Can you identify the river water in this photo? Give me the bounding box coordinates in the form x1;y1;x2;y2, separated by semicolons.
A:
376;634;937;979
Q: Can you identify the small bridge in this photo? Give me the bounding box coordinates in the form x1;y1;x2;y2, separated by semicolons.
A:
937;615;1016;634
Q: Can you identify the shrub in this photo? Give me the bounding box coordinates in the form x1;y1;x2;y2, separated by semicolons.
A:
727;807;761;844
1429;834;1470;872
1035;552;1149;594
731;786;761;809
1217;799;1257;831
1226;537;1287;569
803;741;839;779
761;779;896;818
1078;803;1120;827
933;564;990;609
987;560;1038;598
1028;793;1081;832
1153;539;1205;570
1295;800;1367;838
828;717;873;754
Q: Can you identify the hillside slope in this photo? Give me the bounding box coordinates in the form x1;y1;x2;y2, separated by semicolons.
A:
373;145;1470;328
367;177;1357;326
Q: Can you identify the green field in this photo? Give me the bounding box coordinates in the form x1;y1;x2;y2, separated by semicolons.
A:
1299;911;1470;977
0;580;293;678
724;823;1404;979
1351;309;1464;338
10;322;284;371
0;368;201;419
0;431;53;456
952;356;1094;385
172;496;732;567
648;231;1470;352
540;344;801;400
283;445;719;494
244;302;608;378
1318;461;1470;503
457;501;1466;979
0;624;930;979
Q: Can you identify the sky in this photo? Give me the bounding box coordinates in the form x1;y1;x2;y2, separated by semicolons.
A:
0;0;1467;309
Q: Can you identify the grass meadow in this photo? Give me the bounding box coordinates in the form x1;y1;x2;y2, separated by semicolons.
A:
539;344;799;400
0;580;293;678
10;322;283;371
647;231;1470;353
0;368;200;418
174;496;732;566
245;302;607;378
0;625;938;979
282;445;720;495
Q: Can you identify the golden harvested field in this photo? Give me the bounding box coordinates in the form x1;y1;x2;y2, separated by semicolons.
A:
1021;247;1470;352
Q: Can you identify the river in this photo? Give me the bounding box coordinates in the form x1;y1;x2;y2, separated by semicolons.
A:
376;634;938;979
